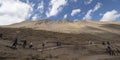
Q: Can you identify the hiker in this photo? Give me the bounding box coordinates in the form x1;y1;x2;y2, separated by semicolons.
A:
102;41;106;46
12;38;18;48
56;41;61;46
23;40;27;48
0;33;3;39
29;42;33;48
42;42;45;49
88;40;91;45
115;48;120;55
88;40;94;45
107;41;110;45
106;46;115;55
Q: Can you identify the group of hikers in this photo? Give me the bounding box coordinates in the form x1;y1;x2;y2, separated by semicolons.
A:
12;38;33;49
102;41;120;56
11;37;62;49
0;32;62;49
0;32;120;56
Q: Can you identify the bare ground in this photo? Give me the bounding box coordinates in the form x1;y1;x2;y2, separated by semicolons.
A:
0;27;120;60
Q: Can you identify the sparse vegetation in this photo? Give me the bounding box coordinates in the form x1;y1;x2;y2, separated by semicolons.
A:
0;20;120;60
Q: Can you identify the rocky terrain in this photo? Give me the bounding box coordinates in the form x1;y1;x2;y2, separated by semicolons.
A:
0;20;120;60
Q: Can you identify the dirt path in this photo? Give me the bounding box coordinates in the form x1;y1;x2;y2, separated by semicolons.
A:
0;40;119;60
0;40;11;46
79;55;112;60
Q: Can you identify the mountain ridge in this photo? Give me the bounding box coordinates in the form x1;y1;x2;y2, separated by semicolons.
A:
2;20;120;35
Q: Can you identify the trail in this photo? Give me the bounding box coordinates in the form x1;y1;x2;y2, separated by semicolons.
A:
0;40;119;60
79;55;112;60
0;40;11;46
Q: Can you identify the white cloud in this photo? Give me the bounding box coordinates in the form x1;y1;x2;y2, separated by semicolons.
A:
85;0;93;5
83;3;102;20
93;3;101;12
63;14;67;19
0;0;32;25
46;0;68;17
31;0;44;21
100;10;120;21
71;9;81;16
32;14;38;21
83;10;92;20
38;1;44;13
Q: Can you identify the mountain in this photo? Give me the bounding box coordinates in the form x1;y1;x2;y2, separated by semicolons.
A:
0;20;120;60
2;20;120;40
3;20;120;33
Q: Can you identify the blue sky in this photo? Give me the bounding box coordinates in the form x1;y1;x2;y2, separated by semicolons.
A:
0;0;120;25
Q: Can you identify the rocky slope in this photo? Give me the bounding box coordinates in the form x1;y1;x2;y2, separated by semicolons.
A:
2;20;120;40
0;20;120;60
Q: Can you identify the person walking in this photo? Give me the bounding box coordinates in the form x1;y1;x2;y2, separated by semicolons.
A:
12;38;18;48
23;40;27;48
102;41;106;46
107;41;110;45
29;42;33;48
56;41;61;46
115;48;120;55
0;33;3;39
42;42;45;49
106;46;115;55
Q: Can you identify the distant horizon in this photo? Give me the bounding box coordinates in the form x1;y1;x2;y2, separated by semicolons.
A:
1;19;120;26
